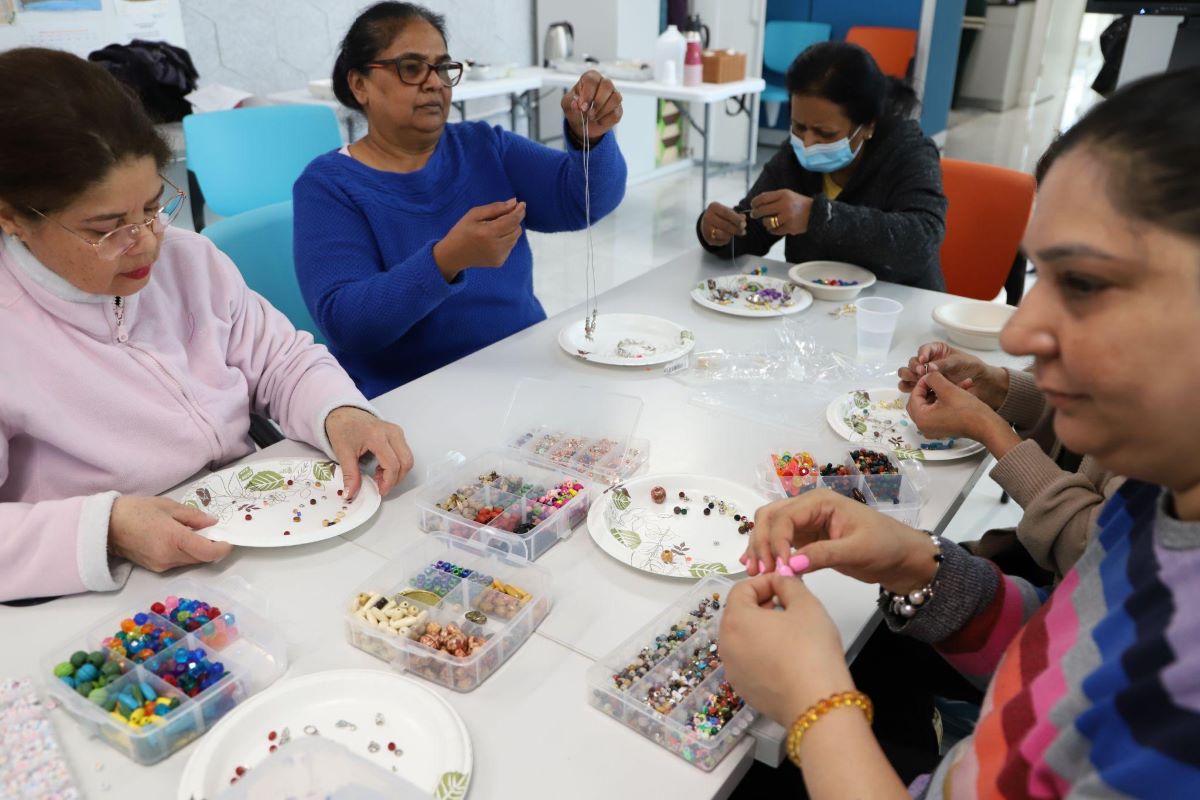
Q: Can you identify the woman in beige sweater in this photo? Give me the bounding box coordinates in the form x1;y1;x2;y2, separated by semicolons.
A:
899;341;1123;578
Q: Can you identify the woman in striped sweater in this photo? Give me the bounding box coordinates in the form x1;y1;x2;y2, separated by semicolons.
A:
722;67;1200;799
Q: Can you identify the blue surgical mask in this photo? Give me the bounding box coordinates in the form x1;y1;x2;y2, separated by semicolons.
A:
790;125;864;173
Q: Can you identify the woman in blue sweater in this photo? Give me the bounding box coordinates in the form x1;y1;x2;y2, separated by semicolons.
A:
294;2;627;396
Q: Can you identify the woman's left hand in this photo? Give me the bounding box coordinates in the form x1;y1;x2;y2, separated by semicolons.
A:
563;70;623;142
324;407;414;499
720;572;855;727
749;189;813;235
909;371;1021;457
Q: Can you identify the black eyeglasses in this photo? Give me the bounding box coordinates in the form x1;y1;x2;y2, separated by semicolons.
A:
364;57;463;88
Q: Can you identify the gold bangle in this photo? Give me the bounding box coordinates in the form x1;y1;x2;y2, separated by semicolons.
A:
785;690;873;768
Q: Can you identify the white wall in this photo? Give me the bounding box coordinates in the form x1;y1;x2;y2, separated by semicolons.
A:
180;0;534;97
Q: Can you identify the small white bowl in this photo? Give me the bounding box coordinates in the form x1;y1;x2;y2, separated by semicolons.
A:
787;261;876;301
307;78;334;100
931;301;1017;350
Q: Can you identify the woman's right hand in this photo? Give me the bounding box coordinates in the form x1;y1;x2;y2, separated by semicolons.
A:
897;341;1009;410
432;198;527;281
741;489;939;595
700;201;747;246
108;496;233;573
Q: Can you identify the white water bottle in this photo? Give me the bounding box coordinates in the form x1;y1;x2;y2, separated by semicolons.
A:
655;24;686;85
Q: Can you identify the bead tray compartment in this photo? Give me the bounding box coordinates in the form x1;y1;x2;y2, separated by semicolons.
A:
345;534;552;692
508;427;651;486
759;448;923;526
414;450;593;562
39;578;287;765
586;576;757;771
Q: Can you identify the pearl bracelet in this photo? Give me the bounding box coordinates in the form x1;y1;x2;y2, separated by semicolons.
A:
786;690;874;768
877;531;944;619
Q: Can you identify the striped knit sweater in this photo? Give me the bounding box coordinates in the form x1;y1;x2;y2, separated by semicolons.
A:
890;481;1200;798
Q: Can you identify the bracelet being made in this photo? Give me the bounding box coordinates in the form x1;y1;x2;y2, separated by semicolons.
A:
877;530;943;618
786;690;874;768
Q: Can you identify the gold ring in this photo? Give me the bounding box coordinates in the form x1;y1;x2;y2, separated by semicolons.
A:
768;215;780;231
711;228;720;240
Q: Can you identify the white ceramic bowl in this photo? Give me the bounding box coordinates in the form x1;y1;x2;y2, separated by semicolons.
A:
787;261;876;301
931;301;1017;350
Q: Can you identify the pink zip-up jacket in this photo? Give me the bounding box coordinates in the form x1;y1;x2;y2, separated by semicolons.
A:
0;228;375;602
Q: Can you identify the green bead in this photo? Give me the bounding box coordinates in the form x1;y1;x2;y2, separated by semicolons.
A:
102;696;118;712
101;661;122;677
87;651;105;667
130;684;143;704
76;681;94;697
88;687;108;705
52;662;74;678
69;651;88;668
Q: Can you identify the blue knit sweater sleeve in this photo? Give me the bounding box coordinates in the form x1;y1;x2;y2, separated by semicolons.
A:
497;121;626;233
292;167;464;354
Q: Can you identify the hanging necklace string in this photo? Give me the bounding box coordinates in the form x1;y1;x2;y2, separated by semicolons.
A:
581;107;597;340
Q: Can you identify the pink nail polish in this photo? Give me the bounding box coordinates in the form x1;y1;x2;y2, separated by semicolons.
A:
758;560;767;573
777;565;795;577
738;553;749;565
789;553;810;572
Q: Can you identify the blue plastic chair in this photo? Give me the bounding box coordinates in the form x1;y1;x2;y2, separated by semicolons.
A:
202;201;325;345
762;21;833;125
183;105;342;230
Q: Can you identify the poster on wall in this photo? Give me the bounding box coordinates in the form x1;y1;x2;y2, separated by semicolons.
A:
0;0;15;26
115;0;168;15
17;0;102;10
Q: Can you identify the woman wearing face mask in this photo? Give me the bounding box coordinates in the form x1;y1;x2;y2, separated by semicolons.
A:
697;41;946;291
0;48;413;604
722;68;1200;798
294;2;627;398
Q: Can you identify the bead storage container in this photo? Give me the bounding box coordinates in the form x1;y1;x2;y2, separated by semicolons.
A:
759;448;926;526
345;534;552;692
415;378;647;561
40;578;287;764
586;577;756;771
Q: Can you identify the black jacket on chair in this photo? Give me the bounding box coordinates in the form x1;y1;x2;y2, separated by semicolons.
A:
697;116;948;291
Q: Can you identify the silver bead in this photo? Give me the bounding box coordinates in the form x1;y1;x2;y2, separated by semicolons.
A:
908;589;928;606
900;603;916;618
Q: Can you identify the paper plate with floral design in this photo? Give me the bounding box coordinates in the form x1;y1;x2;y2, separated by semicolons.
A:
179;457;380;547
558;313;695;366
690;274;812;317
586;473;767;579
825;388;985;462
177;669;471;800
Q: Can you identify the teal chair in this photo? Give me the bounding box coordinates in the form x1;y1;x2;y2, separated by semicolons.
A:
183;105;342;231
762;21;832;127
202;201;324;345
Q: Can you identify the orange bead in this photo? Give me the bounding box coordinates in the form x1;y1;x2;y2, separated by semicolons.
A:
120;619;136;633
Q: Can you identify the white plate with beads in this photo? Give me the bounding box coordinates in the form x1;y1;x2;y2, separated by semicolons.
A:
176;669;472;800
587;473;768;579
690;274;812;318
558;313;695;367
179;457;380;547
825;388;985;462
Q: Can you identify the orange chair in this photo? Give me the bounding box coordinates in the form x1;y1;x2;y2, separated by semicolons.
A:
939;158;1036;304
846;26;918;79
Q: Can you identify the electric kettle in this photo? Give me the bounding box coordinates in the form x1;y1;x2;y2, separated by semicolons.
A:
543;21;574;66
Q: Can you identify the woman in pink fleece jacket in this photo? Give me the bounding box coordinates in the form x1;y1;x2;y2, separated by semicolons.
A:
0;49;413;603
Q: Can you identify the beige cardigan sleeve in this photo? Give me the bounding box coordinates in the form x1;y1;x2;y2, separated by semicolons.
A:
988;368;1124;577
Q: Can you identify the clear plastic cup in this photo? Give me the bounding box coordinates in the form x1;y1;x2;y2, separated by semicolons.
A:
855;297;903;363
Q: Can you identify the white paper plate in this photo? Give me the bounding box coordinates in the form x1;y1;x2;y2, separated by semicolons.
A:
825;388;985;462
690;274;813;318
787;261;876;301
559;313;695;366
177;669;472;800
587;473;767;579
180;457;380;547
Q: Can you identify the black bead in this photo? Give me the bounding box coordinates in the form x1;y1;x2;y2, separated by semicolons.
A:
733;514;741;521
703;508;711;516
